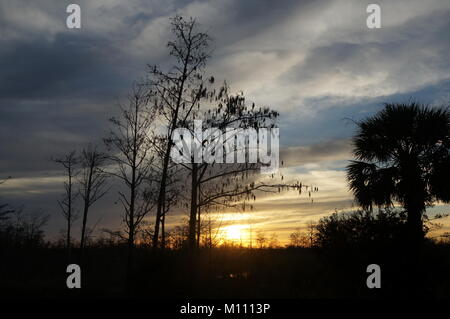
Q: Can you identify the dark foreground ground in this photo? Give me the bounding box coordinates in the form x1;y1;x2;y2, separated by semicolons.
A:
1;242;450;299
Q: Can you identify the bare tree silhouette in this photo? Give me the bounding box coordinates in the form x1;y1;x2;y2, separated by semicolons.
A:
79;144;109;260
104;83;157;281
146;16;212;249
53;151;78;262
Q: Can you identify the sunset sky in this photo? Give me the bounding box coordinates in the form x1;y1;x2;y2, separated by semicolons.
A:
1;0;450;244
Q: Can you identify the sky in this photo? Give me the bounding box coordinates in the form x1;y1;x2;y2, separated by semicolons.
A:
1;0;450;244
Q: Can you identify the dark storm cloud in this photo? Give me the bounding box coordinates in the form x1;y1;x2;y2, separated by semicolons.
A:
0;34;128;100
0;32;135;177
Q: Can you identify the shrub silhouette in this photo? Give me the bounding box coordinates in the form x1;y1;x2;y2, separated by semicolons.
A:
315;209;415;249
0;207;49;249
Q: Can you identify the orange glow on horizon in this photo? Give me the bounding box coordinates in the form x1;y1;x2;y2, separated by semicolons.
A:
221;224;250;244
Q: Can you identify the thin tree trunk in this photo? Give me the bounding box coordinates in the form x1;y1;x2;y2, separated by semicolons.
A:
67;213;71;262
67;169;72;262
196;207;200;249
80;167;93;261
153;152;170;248
188;163;198;250
126;103;138;290
196;186;201;249
80;202;88;262
161;203;166;250
126;174;135;289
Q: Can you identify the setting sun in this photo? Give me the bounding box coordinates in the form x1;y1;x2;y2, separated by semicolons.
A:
223;224;248;241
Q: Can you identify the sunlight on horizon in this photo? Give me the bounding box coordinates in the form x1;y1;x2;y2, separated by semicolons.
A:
221;224;250;243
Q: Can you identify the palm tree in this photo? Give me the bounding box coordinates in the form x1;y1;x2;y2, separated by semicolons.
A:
347;102;450;244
